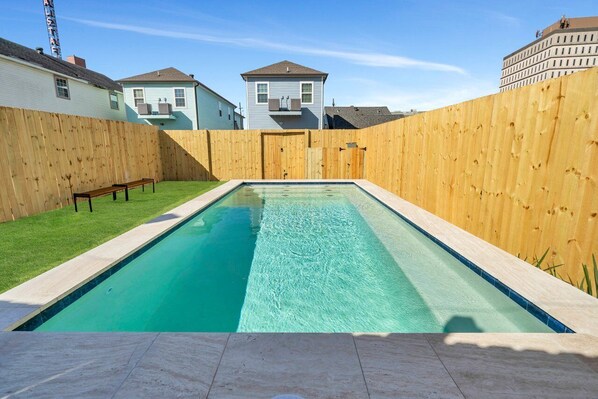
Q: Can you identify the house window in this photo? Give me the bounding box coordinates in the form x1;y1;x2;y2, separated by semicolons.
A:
173;88;186;107
55;77;69;99
301;82;313;104
256;83;268;104
218;101;222;117
228;107;231;120
109;92;119;110
133;89;145;106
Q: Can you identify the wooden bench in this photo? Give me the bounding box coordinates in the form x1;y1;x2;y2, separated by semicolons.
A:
73;186;126;212
113;178;155;201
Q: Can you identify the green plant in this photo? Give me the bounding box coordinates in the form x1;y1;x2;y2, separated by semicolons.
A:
530;248;564;279
521;249;597;298
579;255;598;297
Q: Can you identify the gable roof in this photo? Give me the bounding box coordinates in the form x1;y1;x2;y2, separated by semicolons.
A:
0;37;122;92
118;67;197;83
119;67;237;108
241;60;328;82
324;106;403;129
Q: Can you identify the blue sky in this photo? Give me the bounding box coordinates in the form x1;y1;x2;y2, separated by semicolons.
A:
1;0;596;113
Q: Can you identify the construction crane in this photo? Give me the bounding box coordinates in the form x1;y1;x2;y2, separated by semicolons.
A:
43;0;61;58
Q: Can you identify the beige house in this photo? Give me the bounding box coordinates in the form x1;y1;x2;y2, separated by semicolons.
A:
500;16;598;91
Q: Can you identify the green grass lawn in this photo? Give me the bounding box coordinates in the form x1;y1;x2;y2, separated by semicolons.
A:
0;181;223;293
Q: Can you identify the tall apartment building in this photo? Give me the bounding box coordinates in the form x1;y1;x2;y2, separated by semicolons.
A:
500;16;598;91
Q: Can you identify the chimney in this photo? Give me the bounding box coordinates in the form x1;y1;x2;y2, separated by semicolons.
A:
67;55;86;68
35;47;44;54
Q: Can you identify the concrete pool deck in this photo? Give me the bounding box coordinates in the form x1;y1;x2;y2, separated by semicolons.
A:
1;180;598;397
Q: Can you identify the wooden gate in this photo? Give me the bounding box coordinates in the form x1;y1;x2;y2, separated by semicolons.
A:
262;132;305;179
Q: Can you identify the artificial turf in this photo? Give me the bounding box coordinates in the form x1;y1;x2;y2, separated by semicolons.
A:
0;181;223;293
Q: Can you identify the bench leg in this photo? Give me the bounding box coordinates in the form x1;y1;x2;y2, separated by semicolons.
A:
125;188;129;201
89;198;93;212
142;184;145;192
112;191;117;201
74;196;78;212
152;181;155;193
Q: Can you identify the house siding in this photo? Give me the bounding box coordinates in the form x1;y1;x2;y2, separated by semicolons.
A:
196;86;236;129
122;83;197;130
0;57;126;121
245;76;323;129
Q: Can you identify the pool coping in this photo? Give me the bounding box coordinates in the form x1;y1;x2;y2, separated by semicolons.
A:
1;179;597;335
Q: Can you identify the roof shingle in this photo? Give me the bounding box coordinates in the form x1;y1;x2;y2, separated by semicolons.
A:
0;37;122;92
324;106;403;129
241;60;328;82
118;67;197;83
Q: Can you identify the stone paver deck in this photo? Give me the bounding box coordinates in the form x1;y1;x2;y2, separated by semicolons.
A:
1;332;598;398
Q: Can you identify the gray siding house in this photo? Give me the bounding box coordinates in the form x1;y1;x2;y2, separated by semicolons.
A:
241;61;327;129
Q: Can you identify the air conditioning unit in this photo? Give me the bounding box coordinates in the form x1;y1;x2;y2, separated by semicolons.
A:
137;103;152;115
158;103;172;115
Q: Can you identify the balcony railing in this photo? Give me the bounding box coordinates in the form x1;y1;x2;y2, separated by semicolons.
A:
137;103;177;120
268;98;302;116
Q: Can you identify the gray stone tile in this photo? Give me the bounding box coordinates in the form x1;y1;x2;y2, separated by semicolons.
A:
114;333;228;399
554;333;598;375
0;305;38;331
0;332;156;398
208;333;368;399
354;334;464;398
427;333;598;398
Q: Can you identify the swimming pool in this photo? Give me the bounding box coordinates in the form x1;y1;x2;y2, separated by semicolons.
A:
19;183;567;332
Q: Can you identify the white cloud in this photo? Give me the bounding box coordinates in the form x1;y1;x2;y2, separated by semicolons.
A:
65;17;466;74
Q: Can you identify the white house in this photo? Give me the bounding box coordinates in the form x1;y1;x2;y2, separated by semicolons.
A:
0;37;126;121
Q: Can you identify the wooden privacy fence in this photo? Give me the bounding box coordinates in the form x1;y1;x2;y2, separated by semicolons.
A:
159;129;368;180
0;67;596;282
159;68;598;281
0;107;161;221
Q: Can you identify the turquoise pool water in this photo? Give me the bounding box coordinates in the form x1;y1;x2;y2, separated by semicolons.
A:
32;184;552;332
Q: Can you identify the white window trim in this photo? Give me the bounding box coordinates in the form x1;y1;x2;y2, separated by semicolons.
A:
54;76;70;100
132;88;145;106
255;82;269;104
109;91;119;110
300;81;314;105
173;88;186;108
